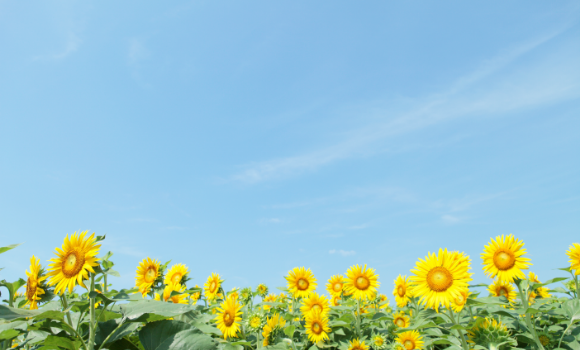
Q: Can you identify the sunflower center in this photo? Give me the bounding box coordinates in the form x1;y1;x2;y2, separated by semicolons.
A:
26;278;37;301
145;268;157;283
404;340;415;350
397;285;406;297
171;273;182;285
396;318;405;327
355;276;370;290
312;304;323;312
297;278;309;290
498;287;508;297
374;338;384;346
223;311;234;326
426;267;453;292
455;294;465;305
312;321;322;334
210;281;217;293
493;250;516;271
539;335;549;346
62;251;85;278
333;282;342;292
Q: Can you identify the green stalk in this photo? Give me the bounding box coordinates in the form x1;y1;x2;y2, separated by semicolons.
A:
355;298;361;338
516;282;545;350
574;275;579;300
88;273;96;350
447;307;469;350
60;294;74;329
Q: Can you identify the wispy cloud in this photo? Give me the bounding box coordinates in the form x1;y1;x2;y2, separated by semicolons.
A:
232;27;580;184
329;249;356;256
259;218;283;224
33;33;82;61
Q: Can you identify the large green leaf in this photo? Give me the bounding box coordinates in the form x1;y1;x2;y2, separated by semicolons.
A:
139;320;217;350
0;243;22;255
0;305;39;320
95;318;139;347
116;300;196;321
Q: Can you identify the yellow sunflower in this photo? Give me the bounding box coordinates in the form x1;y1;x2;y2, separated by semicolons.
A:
304;309;331;343
262;314;286;346
278;293;288;303
300;292;330;316
25;256;48;310
344;264;380;300
326;275;345;296
257;283;268;296
47;231;101;295
393;311;410;328
163;283;189;304
215;295;242;340
529;272;551;298
347;338;369;350
191;285;201;303
135;257;160;297
482;234;531;283
331;295;341;306
286;267;317;298
396;331;424;350
488;279;517;303
393;275;413;308
378;293;389;309
450;288;469;313
164;263;188;286
263;294;277;310
204;273;223;301
568;243;580;275
410;248;472;312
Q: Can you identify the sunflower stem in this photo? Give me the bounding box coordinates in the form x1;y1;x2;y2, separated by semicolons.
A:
574;274;579;300
516;280;545;350
447;307;469;350
88;273;96;350
355;298;361;338
60;294;74;330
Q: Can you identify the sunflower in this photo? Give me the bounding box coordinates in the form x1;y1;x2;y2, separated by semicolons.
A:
331;295;341;306
528;272;551;298
536;330;554;348
393;311;410;329
326;275;345;296
371;333;387;350
410;248;472;312
257;284;268;297
25;256;48;310
163;283;189;304
286;267;317;298
344;265;380;300
278;293;288;303
393;275;413;307
467;318;511;348
246;311;264;331
263;294;277;310
568;243;580;275
300;292;330;316
377;294;389;309
47;231;101;295
305;309;331;343
395;331;424;350
191;285;202;303
204;273;223;301
240;287;252;301
451;288;469;313
135;257;161;297
228;288;240;300
262;314;286;346
164;263;188;286
488;279;517;303
347;339;369;350
482;234;531;283
215;295;242;340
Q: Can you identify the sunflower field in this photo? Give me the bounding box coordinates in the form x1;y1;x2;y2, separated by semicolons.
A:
1;232;580;350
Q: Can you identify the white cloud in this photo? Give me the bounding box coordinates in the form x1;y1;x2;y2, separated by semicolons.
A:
329;249;356;256
33;33;82;61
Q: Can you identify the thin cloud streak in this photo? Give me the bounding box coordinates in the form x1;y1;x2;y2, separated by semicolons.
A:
33;33;82;61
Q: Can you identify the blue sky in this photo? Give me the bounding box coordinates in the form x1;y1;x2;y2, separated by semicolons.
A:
1;1;579;298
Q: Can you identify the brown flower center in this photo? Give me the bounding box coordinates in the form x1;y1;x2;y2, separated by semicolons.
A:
455;293;465;305
396;318;405;327
333;282;342;292
404;340;415;350
62;251;85;278
297;278;309;290
312;321;322;334
171;273;182;285
493;250;516;271
223;310;234;326
145;268;157;283
210;281;217;293
498;287;508;297
355;276;370;290
26;278;37;301
397;285;406;297
426;267;453;292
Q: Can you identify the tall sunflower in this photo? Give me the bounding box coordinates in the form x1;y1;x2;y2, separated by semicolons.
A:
396;331;424;350
450;288;469;313
482;234;531;283
393;275;413;308
410;248;472;312
25;256;48;310
347;339;368;350
47;231;101;295
393;311;410;329
286;267;317;298
164;263;188;286
344;265;380;300
135;257;161;297
300;292;330;316
567;243;580;275
304;309;331;343
326;275;345;296
163;283;189;304
204;273;223;301
488;279;517;303
262;314;286;346
215;295;242;340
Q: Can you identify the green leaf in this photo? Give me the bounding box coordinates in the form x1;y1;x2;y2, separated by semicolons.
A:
25;330;51;345
0;243;22;255
0;304;39;320
564;299;580;322
284;325;295;338
106;269;121;278
96;234;106;242
0;278;26;299
95;319;139;347
139;319;217;350
44;335;77;350
191;321;221;336
116;300;196;321
221;344;243;350
0;329;20;340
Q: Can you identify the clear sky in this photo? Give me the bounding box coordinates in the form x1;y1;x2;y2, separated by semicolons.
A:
1;1;579;298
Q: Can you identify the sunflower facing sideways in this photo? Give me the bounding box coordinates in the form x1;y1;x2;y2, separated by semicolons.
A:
286;267;317;299
393;275;413;308
262;314;286;346
567;243;580;275
451;288;470;313
528;272;551;299
410;248;472;312
393;311;410;329
47;231;101;295
163;283;189;304
482;234;531;283
326;275;345;296
135;257;161;297
304;309;331;343
344;264;380;300
488;279;517;303
205;273;224;301
164;263;189;286
300;292;330;316
25;256;48;310
215;295;242;340
396;330;424;350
